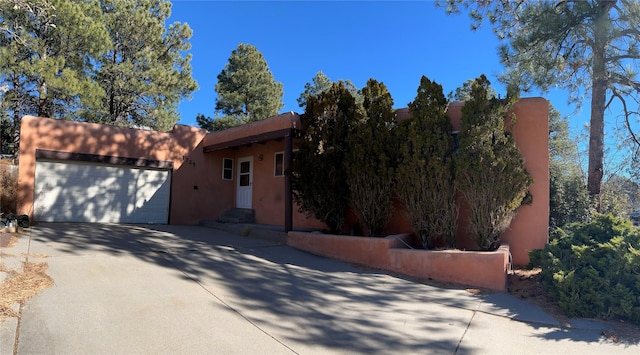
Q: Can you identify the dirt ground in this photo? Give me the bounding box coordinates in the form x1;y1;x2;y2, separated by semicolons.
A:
507;268;640;345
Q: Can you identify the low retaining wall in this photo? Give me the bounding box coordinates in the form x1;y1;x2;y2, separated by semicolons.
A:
287;232;510;291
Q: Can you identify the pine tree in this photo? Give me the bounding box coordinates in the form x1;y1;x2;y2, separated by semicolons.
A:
396;76;457;248
1;0;196;139
443;0;640;198
455;75;532;250
291;82;360;234
213;43;283;122
345;79;396;237
548;103;593;229
89;0;197;131
0;0;109;156
0;0;110;120
297;71;361;109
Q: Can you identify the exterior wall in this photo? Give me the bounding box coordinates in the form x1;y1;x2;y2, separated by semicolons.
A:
448;98;550;265
214;141;326;230
18;96;548;264
386;98;549;265
18;116;219;225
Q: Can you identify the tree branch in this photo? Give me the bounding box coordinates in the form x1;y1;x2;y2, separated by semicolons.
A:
611;88;640;148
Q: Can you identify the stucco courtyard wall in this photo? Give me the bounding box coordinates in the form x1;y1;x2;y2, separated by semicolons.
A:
288;231;510;291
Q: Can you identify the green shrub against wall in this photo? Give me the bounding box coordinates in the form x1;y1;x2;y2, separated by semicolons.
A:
530;214;640;324
291;82;360;234
456;75;533;250
396;76;458;248
345;79;397;237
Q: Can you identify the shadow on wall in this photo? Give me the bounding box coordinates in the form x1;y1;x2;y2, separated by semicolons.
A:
18;116;210;224
33;162;170;223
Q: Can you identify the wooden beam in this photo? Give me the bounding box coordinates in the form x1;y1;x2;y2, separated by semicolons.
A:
35;149;173;170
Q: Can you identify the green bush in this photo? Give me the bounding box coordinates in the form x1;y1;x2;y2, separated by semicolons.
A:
456;75;532;250
396;76;457;248
345;79;397;237
291;82;360;234
530;214;640;324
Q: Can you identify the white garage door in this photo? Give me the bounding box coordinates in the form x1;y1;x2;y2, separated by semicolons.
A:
34;161;171;223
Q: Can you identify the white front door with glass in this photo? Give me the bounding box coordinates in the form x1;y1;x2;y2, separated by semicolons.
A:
236;156;253;208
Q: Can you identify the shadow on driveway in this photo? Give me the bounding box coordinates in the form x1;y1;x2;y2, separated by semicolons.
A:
26;223;635;353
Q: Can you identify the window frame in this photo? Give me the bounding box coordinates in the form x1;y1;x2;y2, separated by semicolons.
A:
222;157;233;180
274;151;284;177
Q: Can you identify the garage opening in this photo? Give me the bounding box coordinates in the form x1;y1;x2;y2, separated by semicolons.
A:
33;150;172;224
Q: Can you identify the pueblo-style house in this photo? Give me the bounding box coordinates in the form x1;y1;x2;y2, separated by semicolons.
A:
17;97;549;266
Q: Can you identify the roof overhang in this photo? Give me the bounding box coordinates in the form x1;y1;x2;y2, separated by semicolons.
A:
203;112;302;153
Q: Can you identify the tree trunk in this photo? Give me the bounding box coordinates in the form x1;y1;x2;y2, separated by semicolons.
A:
38;80;48;118
587;1;613;200
38;48;49;118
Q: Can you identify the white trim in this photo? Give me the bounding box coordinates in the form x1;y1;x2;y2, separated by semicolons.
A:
236;156;253;208
222;157;233;180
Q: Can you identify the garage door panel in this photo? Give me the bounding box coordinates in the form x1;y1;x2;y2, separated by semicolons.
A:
34;161;170;223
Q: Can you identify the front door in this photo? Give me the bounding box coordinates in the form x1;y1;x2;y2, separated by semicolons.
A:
236;156;253;208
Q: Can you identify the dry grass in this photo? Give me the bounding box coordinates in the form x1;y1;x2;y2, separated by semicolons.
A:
0;262;54;320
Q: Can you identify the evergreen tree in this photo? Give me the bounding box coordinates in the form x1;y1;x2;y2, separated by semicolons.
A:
291;82;360;234
195;113;243;132
208;43;283;124
443;0;640;198
297;71;362;109
396;76;457;248
548;103;593;229
90;0;197;131
456;75;532;250
0;0;196;140
600;174;638;218
0;0;109;119
345;79;396;237
450;78;497;101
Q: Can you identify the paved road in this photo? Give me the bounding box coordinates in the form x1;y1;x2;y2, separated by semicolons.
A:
1;223;637;354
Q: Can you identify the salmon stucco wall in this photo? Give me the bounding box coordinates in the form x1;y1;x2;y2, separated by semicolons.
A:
380;97;549;266
447;98;550;265
288;231;510;291
18;116;221;225
216;141;326;230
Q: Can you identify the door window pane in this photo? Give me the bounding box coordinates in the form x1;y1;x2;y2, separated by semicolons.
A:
240;161;250;174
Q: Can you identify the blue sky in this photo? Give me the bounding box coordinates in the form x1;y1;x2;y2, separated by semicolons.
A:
168;1;597;142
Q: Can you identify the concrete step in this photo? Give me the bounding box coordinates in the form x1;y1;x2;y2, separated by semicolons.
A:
216;208;254;223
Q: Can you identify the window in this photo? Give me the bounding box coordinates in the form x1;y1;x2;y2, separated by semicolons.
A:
222;158;233;180
274;152;284;177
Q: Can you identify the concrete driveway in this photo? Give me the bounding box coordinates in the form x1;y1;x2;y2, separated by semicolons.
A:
1;223;637;354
